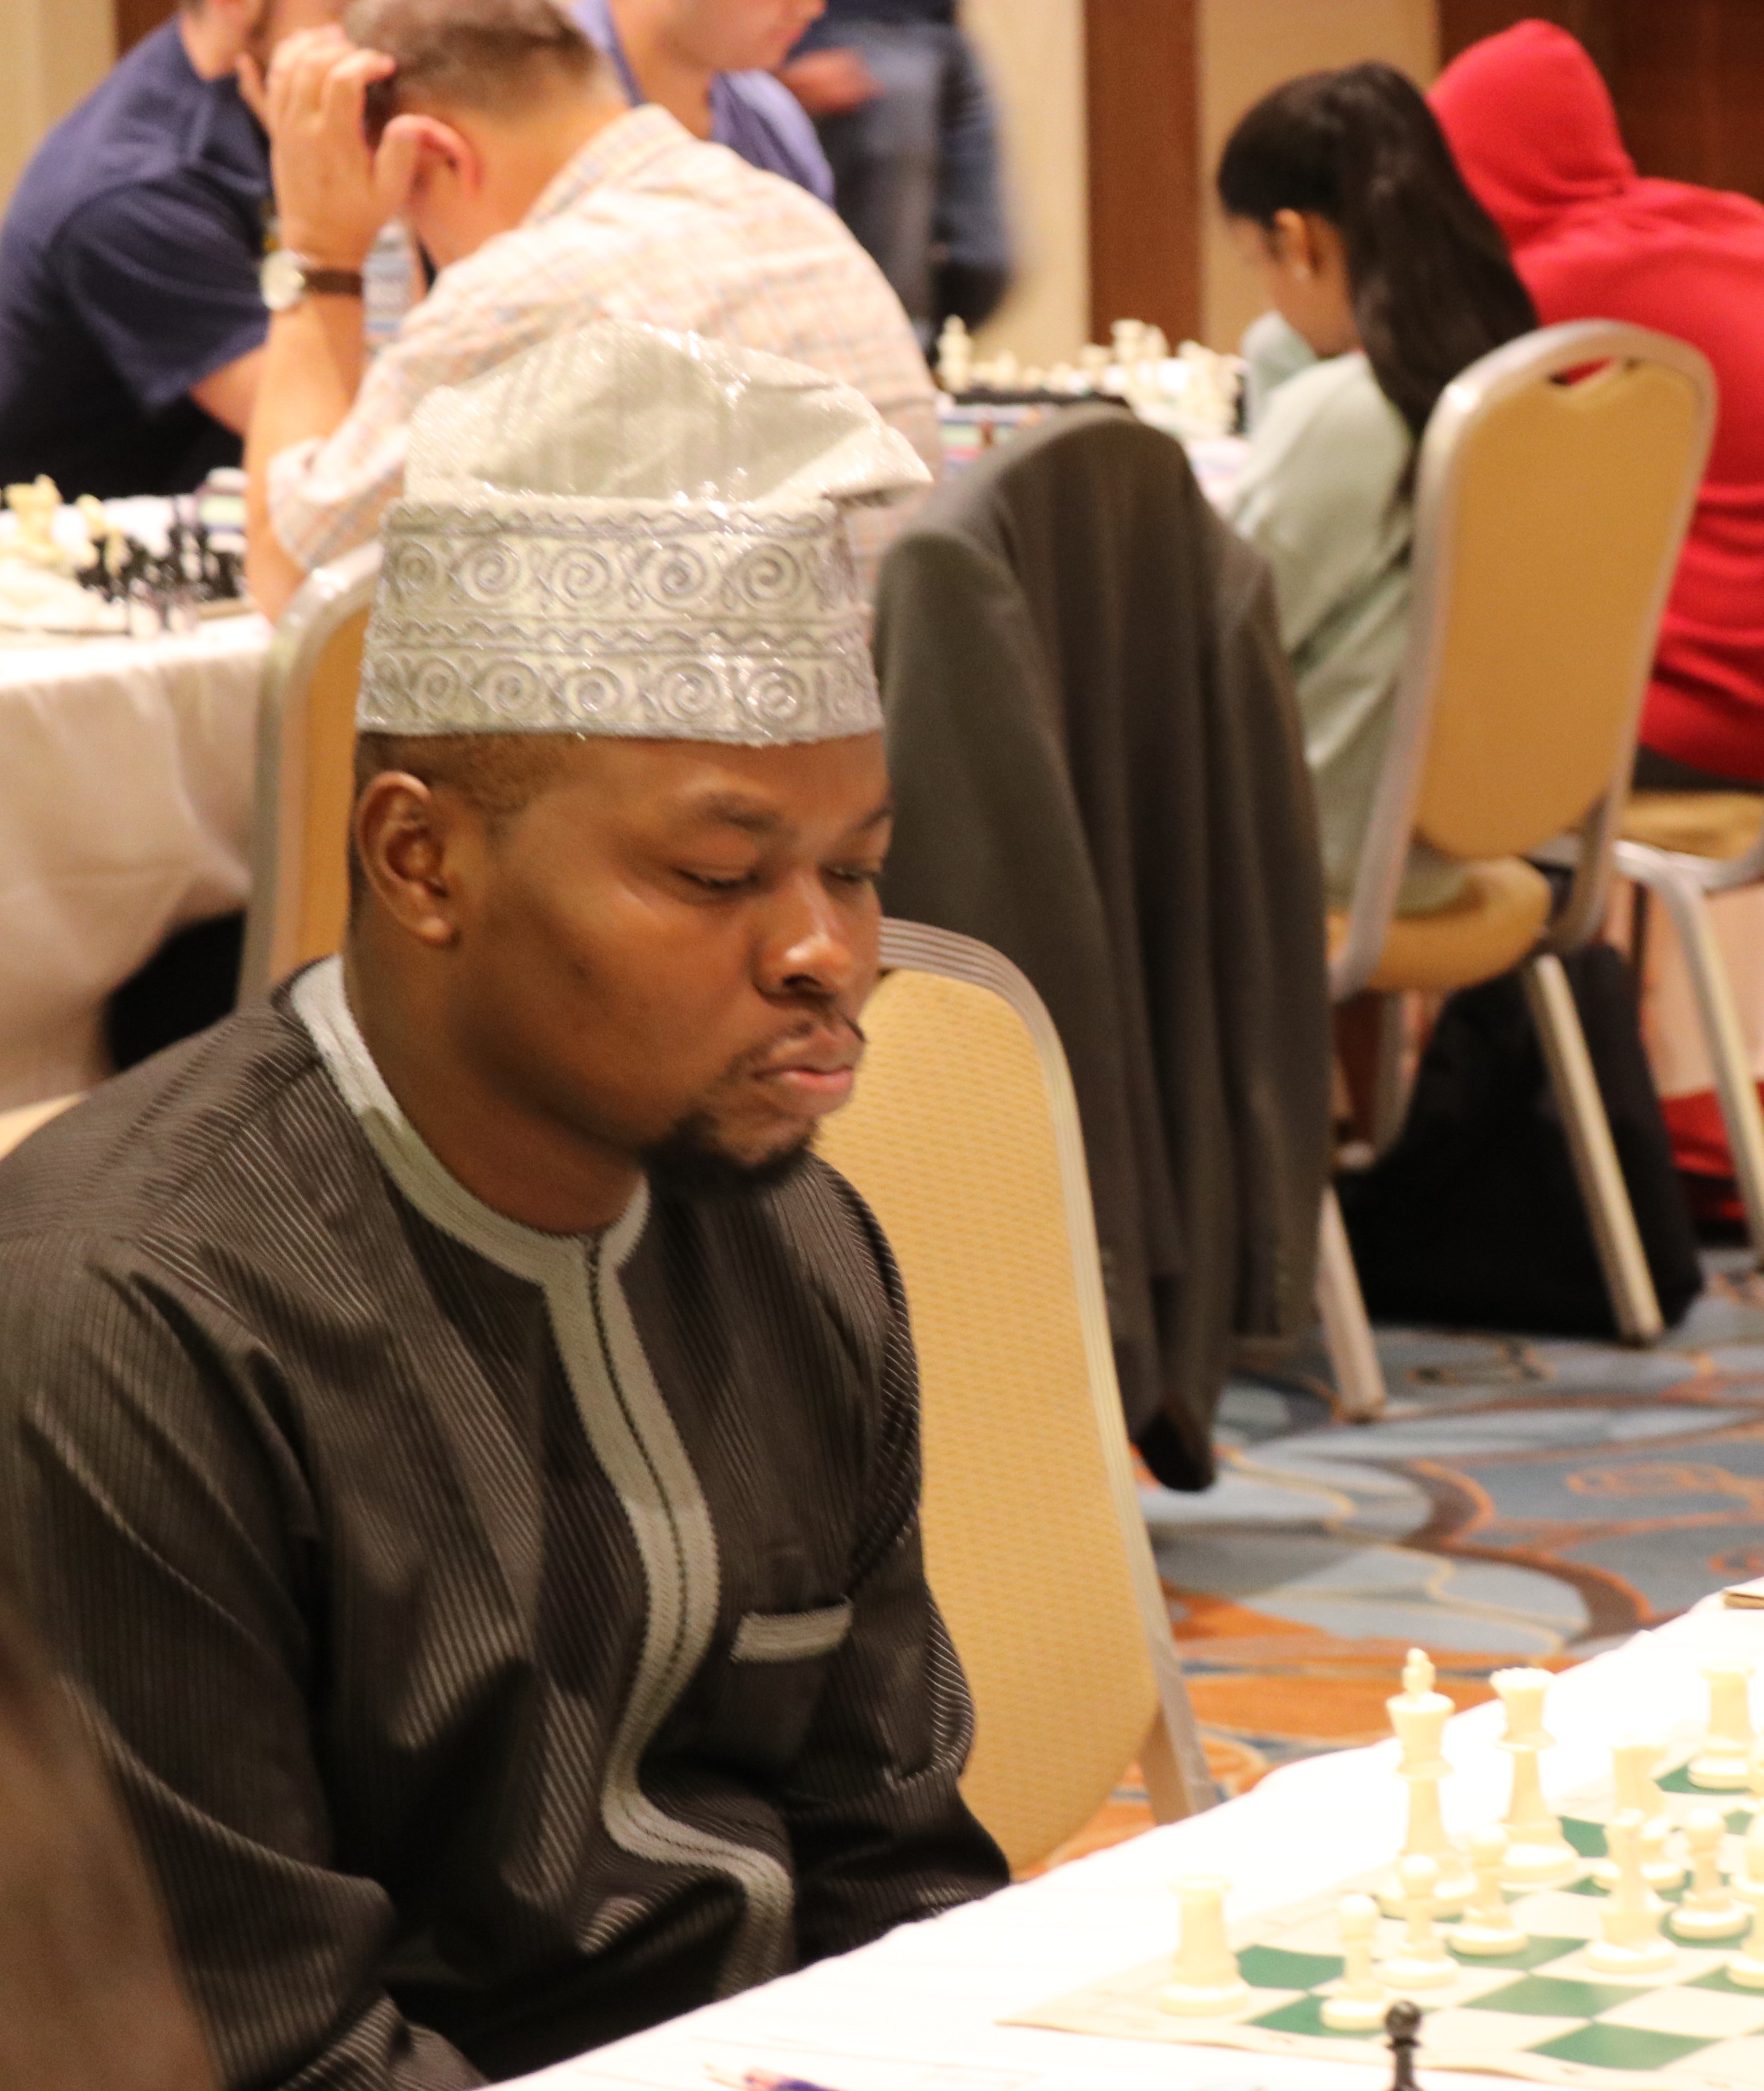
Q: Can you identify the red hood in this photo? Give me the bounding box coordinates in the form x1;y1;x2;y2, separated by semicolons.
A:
1429;19;1634;250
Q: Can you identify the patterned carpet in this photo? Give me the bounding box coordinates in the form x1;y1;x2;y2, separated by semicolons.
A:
1044;1249;1764;1869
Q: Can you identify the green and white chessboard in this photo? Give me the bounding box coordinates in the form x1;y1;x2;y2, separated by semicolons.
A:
1008;1813;1764;2091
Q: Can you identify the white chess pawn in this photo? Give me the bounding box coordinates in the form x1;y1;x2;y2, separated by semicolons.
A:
1691;1661;1755;1790
1452;1826;1528;1956
1493;1669;1578;1887
1672;1808;1750;1940
1377;1856;1456;1990
1585;1811;1678;1976
934;316;972;395
1592;1740;1684;1890
1158;1877;1251;2017
1322;1894;1392;2031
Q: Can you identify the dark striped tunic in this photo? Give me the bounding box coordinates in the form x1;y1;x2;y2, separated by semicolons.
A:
0;959;1006;2090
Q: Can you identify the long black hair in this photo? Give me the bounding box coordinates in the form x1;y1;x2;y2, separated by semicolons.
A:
1216;63;1537;439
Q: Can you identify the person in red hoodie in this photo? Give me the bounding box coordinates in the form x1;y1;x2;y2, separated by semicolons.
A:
1432;19;1764;791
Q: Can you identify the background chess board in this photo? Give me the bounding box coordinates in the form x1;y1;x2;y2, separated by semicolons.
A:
1009;1809;1764;2091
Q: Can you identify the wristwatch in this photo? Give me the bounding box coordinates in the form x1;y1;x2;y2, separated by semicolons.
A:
260;249;365;312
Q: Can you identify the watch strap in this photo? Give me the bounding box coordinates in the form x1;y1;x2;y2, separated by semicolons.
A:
304;266;365;298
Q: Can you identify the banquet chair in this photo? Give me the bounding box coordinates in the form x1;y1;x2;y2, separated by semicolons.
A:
1614;795;1764;1259
816;920;1215;1873
1329;320;1715;1347
238;544;380;996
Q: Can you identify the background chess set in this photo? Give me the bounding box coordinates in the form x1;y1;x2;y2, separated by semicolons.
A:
1009;1660;1764;2091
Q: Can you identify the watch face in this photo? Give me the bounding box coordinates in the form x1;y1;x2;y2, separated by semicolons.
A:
260;247;305;313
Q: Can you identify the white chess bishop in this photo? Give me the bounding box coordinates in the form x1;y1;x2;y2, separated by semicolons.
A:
1592;1739;1684;1890
1585;1810;1678;1976
1492;1669;1578;1887
1452;1826;1529;1956
1672;1808;1749;1941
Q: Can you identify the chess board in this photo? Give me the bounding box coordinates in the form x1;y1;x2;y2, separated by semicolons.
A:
1008;1815;1764;2091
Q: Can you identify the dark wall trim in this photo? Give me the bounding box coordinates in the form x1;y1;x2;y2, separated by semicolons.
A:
1084;0;1201;345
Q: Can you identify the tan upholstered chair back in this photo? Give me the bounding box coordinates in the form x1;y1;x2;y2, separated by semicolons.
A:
238;545;380;996
816;921;1210;1872
1408;332;1710;861
1333;323;1715;995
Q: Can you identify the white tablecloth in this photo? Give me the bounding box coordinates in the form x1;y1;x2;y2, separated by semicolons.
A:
511;1598;1764;2091
0;613;270;1109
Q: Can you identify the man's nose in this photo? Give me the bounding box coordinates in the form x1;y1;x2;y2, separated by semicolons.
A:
758;873;863;1000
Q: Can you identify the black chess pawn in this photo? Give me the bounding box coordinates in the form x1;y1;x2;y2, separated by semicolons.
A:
1385;2000;1422;2091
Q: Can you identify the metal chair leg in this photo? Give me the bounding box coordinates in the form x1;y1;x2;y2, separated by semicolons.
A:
1522;953;1663;1344
1618;846;1764;1266
1317;1186;1387;1419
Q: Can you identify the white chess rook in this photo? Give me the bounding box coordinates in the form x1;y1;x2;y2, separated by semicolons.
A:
1159;1877;1251;2017
1691;1661;1755;1790
1585;1810;1678;1976
1322;1894;1392;2031
1493;1670;1578;1887
1377;1855;1456;1990
1452;1826;1528;1956
1672;1807;1749;1941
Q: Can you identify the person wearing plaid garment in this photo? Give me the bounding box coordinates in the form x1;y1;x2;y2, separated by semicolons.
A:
244;0;937;617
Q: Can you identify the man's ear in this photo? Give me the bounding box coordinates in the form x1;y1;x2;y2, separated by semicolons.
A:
355;771;474;948
391;112;480;195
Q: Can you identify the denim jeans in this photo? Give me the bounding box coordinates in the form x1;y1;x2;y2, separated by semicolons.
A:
810;21;1012;348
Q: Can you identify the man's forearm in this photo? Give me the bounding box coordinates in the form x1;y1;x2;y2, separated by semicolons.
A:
245;292;367;619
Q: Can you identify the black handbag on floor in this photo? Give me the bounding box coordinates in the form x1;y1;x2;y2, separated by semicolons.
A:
1336;943;1703;1336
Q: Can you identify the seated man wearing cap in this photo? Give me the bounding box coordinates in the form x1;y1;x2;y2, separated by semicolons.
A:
246;0;936;618
0;322;1006;2090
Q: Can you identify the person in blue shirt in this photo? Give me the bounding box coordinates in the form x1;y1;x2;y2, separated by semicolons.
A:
572;0;833;203
778;0;1009;349
0;0;340;498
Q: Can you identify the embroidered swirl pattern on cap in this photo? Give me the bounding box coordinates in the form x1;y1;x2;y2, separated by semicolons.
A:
360;497;880;743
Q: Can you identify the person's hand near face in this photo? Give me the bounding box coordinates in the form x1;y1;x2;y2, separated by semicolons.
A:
776;47;879;120
254;26;424;270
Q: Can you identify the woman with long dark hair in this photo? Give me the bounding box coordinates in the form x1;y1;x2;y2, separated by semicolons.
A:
1218;63;1537;911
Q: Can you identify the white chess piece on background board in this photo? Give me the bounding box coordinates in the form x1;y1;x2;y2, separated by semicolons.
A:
1730;1901;1764;1988
1158;1877;1251;2017
1691;1661;1754;1790
1321;1895;1390;2031
1493;1669;1578;1887
1585;1810;1678;1975
1380;1649;1472;1915
1377;1856;1456;1990
1452;1826;1527;1956
1592;1739;1684;1889
1672;1807;1749;1940
1738;1813;1764;1904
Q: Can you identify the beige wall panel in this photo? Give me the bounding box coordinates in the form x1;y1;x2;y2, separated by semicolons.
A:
962;0;1090;366
1;0;116;214
1199;0;1437;350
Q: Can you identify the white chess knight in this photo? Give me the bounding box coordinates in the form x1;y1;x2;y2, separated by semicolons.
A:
1671;1807;1750;1942
1592;1739;1684;1890
1158;1877;1251;2017
1377;1854;1456;1990
1452;1826;1529;1956
1380;1650;1474;1915
1322;1895;1391;2031
1493;1669;1578;1887
1585;1810;1678;1976
1690;1661;1755;1790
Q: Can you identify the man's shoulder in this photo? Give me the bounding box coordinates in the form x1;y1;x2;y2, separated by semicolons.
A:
9;24;265;242
0;997;352;1278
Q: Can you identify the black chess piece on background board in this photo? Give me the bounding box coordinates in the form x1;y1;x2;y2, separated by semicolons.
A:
1386;2000;1422;2091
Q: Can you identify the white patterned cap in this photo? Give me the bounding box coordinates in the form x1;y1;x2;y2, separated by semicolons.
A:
359;320;931;742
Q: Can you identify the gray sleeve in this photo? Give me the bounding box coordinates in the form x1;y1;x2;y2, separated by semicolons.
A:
777;1207;1009;1958
0;1237;486;2091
